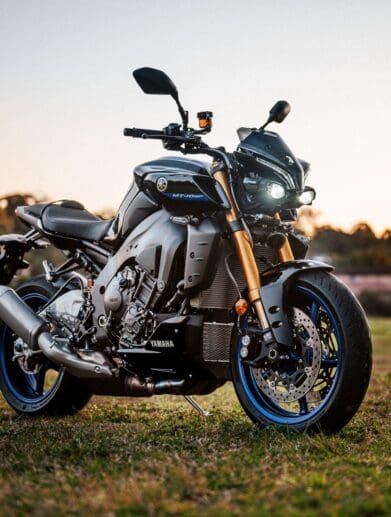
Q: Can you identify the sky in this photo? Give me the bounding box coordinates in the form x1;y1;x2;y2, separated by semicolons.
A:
0;0;390;234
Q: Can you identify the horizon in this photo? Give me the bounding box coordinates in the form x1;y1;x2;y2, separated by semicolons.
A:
1;1;390;235
0;190;389;238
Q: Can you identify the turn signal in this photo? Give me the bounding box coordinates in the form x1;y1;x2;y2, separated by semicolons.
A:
197;111;213;129
235;298;249;316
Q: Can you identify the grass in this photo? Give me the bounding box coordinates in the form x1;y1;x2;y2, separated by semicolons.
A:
0;319;390;516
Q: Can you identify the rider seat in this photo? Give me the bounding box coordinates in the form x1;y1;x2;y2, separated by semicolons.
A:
23;200;113;242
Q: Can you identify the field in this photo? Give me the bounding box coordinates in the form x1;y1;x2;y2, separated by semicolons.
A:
0;319;390;516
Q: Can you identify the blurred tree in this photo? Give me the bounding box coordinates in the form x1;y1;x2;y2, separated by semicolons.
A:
295;208;321;237
309;221;391;270
95;207;115;220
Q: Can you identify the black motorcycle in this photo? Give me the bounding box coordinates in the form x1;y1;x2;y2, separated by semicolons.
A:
0;68;372;432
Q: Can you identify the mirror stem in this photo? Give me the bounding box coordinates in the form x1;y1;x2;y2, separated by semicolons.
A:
174;97;188;131
260;116;272;131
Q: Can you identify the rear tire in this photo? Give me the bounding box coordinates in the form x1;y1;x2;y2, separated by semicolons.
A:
0;276;91;416
231;271;372;433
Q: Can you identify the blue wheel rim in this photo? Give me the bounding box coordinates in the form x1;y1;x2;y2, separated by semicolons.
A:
238;285;343;425
0;292;62;404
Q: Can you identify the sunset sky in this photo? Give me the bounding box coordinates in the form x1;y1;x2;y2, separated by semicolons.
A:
1;1;390;234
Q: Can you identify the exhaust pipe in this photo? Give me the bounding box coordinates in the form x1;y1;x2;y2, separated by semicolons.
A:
124;375;186;396
38;333;114;378
0;286;114;378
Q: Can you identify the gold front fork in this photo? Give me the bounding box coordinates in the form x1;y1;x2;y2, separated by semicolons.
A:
275;213;295;262
213;166;294;329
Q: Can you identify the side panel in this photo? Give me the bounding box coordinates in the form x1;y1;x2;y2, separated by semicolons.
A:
183;219;221;293
91;209;187;342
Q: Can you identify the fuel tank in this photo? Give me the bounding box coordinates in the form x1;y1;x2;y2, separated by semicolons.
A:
107;181;159;244
134;156;230;214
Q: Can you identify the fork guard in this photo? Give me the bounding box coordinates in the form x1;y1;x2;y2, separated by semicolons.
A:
259;260;334;347
0;234;31;285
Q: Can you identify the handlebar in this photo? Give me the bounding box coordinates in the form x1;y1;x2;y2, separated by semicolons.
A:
123;125;232;171
123;127;164;138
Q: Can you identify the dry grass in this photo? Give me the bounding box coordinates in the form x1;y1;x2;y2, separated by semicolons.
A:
0;319;390;516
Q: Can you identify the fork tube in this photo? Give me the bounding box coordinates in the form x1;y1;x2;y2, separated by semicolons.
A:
212;167;269;329
274;213;294;262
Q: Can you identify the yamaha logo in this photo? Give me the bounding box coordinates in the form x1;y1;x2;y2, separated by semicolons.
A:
157;177;168;192
150;340;175;348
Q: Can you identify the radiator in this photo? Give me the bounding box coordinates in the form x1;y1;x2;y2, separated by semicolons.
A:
191;239;277;310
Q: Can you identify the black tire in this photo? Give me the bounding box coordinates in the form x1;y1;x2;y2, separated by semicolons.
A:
231;271;372;433
0;276;91;416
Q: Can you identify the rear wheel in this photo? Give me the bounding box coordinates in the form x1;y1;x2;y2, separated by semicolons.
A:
231;271;372;433
0;277;91;416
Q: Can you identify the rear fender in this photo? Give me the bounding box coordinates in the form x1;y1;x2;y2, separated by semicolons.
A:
259;260;333;346
0;234;31;285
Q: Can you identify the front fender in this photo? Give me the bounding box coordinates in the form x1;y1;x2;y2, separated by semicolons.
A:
259;260;333;347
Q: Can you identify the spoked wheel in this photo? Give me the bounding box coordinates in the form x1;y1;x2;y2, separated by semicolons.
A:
231;271;372;433
0;277;91;416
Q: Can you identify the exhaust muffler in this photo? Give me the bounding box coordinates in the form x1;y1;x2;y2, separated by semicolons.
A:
0;286;114;378
0;286;47;349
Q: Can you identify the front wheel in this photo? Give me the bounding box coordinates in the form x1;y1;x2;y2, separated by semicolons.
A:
231;271;372;433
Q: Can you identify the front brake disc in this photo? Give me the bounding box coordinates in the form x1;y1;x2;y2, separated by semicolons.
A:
252;308;321;403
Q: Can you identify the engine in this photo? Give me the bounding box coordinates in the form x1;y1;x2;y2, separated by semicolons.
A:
103;265;164;347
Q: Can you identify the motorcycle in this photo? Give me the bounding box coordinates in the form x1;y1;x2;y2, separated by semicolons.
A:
0;67;372;432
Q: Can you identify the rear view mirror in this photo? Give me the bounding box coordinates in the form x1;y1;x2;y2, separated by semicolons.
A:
269;100;291;123
260;100;291;130
133;67;188;130
133;67;179;100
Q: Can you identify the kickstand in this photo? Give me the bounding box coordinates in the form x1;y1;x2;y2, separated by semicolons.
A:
183;395;209;417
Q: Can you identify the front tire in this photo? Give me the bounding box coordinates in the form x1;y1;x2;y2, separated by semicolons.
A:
231;271;372;433
0;277;91;416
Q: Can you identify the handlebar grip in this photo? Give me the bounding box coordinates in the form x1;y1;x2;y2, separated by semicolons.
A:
123;127;163;138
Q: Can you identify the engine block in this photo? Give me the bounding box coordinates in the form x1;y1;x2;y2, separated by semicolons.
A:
104;265;164;347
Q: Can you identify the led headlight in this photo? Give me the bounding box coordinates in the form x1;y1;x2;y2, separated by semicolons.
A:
268;182;286;200
298;188;316;205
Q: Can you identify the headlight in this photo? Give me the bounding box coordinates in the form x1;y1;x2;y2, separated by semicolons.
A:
267;182;286;200
298;188;316;205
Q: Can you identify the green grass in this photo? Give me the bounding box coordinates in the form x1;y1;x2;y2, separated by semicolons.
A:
0;320;390;516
